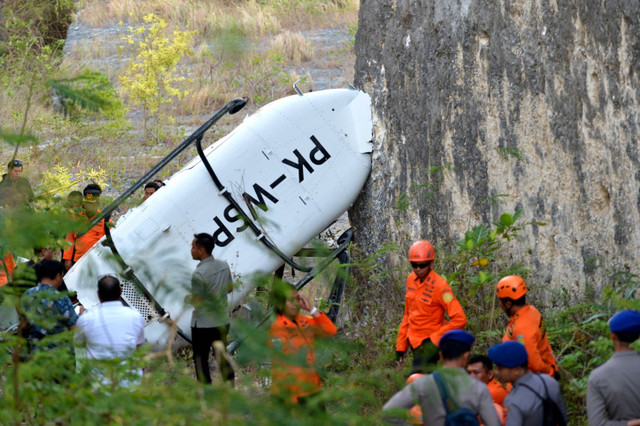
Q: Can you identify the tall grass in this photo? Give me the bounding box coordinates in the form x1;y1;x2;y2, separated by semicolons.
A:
78;0;358;35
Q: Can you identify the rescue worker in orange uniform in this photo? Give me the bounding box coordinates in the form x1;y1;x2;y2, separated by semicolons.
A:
396;240;467;372
63;184;110;271
0;253;16;286
269;281;337;405
496;275;559;378
467;354;510;406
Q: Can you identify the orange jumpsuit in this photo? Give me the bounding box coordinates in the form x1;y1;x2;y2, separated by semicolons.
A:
487;377;509;406
502;303;558;376
396;270;467;352
0;254;16;286
269;311;337;403
63;211;109;263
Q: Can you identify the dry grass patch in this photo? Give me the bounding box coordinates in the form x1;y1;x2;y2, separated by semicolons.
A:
77;0;358;34
269;31;314;64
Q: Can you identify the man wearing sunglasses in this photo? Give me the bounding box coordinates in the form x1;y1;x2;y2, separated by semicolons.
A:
0;159;34;208
396;240;467;372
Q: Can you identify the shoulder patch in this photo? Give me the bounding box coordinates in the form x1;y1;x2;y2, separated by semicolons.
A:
442;292;453;303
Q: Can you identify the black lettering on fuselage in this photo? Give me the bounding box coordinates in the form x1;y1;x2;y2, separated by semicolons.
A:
212;135;332;247
242;183;278;212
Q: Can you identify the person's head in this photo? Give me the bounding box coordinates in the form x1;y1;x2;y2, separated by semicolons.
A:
191;233;214;260
438;330;475;366
270;280;299;318
153;179;165;187
67;190;83;208
7;159;23;180
143;182;159;200
609;310;640;346
467;354;494;384
97;275;122;302
35;259;64;287
496;275;527;316
488;341;529;384
82;183;102;214
33;247;55;260
408;240;435;281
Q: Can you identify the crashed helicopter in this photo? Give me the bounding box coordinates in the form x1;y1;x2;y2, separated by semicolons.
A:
62;86;373;349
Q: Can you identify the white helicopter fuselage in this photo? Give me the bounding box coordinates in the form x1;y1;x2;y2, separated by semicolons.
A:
64;88;373;348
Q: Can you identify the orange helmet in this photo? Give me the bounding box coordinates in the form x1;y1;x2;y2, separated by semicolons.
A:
496;275;528;299
406;373;424;385
408;240;435;262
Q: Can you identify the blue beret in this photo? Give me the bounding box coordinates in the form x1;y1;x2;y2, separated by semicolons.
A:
439;330;475;347
609;310;640;334
488;341;528;368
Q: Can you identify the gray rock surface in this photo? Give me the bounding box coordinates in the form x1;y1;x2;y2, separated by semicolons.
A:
352;1;640;307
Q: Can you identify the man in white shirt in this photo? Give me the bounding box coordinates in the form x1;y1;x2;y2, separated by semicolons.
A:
75;275;145;386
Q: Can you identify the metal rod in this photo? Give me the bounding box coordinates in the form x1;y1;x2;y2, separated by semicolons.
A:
83;97;248;232
226;228;353;355
194;128;313;273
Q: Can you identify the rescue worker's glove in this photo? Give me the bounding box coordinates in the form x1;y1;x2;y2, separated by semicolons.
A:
396;351;405;360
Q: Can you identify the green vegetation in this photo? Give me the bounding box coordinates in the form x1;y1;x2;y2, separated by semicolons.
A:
1;198;639;424
119;14;196;138
1;1;639;424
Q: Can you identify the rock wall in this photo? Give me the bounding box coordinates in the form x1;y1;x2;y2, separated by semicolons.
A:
351;0;640;306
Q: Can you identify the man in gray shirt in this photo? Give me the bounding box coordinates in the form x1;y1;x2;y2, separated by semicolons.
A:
188;233;234;385
489;340;568;426
383;330;501;426
587;310;640;426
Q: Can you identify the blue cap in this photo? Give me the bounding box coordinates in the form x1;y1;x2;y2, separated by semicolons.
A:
439;330;475;347
488;341;528;368
609;310;640;334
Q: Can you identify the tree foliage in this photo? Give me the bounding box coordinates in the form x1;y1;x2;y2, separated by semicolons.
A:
119;14;196;135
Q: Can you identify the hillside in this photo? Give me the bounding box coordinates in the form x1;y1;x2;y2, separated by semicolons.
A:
1;0;359;201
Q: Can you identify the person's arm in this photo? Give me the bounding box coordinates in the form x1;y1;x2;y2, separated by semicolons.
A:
74;316;86;346
298;294;337;337
189;270;205;307
512;320;548;374
395;284;410;364
62;231;76;269
135;314;145;348
61;295;79;330
430;287;467;345
587;376;628;426
382;382;417;425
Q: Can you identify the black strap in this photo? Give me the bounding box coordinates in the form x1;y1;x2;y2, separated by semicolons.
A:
516;374;547;401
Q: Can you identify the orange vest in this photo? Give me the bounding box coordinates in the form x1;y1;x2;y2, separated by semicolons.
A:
269;312;337;402
63;211;109;263
502;304;558;376
0;254;16;286
487;377;509;406
396;270;467;352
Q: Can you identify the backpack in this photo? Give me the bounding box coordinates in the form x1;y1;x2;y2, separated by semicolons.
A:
517;374;567;426
432;372;480;426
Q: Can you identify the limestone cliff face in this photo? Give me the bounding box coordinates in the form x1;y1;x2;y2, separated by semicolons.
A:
351;1;640;305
